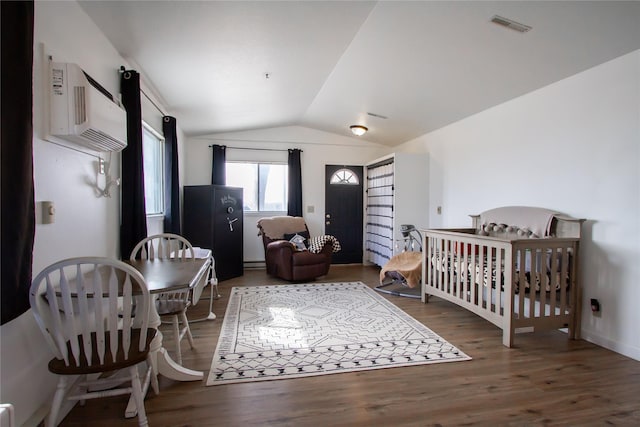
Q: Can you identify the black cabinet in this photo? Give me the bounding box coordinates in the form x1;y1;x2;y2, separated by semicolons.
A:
183;185;243;281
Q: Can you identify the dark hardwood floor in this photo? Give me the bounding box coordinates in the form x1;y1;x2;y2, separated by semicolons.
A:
61;265;640;426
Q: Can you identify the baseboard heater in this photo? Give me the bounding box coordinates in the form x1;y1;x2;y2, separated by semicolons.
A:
243;261;265;270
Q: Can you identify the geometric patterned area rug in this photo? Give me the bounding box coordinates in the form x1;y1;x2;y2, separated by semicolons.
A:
206;281;471;385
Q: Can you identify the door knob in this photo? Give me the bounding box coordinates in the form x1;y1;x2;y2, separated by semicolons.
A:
325;214;331;219
326;221;330;225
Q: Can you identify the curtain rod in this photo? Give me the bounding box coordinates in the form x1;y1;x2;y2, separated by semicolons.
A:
194;136;366;149
120;66;167;117
366;157;394;169
207;145;297;153
141;88;166;117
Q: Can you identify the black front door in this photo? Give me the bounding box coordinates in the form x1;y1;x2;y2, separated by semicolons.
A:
325;165;363;264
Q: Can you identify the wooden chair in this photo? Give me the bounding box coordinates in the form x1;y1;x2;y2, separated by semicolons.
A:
130;233;195;365
30;257;156;427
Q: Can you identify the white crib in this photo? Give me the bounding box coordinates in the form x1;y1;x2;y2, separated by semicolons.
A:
421;206;584;347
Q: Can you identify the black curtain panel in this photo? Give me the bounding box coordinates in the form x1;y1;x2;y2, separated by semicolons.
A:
162;116;181;234
211;144;226;185
120;70;148;258
287;149;303;217
1;1;35;325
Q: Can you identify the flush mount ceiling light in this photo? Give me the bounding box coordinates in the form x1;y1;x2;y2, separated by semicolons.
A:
350;125;368;136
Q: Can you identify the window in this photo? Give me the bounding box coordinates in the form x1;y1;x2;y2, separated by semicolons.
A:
142;124;164;215
330;168;359;185
226;162;288;211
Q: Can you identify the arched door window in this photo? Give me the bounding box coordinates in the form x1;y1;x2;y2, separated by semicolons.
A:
330;168;359;185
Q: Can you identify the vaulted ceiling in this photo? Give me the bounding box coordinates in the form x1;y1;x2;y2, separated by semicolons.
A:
79;1;640;146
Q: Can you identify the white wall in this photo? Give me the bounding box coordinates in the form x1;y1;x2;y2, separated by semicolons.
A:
395;50;640;361
185;126;388;263
0;2;181;425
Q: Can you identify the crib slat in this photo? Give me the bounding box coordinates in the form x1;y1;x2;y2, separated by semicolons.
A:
470;242;476;306
539;247;548;317
569;242;581;339
485;245;493;312
528;249;536;319
550;246;559;317
518;250;526;320
433;238;440;292
502;245;514;347
454;240;460;299
422;232;429;303
549;254;562;320
460;241;467;301
422;233;433;303
487;245;493;313
478;244;484;291
436;237;442;292
494;247;502;315
438;238;443;293
560;247;569;315
448;240;459;297
482;246;489;308
442;239;451;293
432;238;439;292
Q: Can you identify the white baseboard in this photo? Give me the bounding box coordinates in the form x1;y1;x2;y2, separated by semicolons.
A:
580;329;640;361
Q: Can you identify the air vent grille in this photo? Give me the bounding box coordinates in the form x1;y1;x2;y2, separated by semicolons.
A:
79;128;126;152
491;15;532;33
73;86;86;124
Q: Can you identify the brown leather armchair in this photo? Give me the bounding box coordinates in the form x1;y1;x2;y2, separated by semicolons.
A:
257;216;335;282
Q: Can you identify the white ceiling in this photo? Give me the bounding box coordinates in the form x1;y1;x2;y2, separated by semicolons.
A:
78;1;640;146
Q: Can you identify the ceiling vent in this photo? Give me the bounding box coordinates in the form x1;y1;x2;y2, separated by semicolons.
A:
490;15;532;33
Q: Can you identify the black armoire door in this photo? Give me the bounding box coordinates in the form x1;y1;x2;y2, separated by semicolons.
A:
183;185;243;281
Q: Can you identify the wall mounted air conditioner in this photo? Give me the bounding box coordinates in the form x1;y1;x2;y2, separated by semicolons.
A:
48;61;127;152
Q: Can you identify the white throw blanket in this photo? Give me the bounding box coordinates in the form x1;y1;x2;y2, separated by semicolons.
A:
257;216;307;239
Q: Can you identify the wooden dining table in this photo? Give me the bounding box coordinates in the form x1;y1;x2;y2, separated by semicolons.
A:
124;257;212;417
